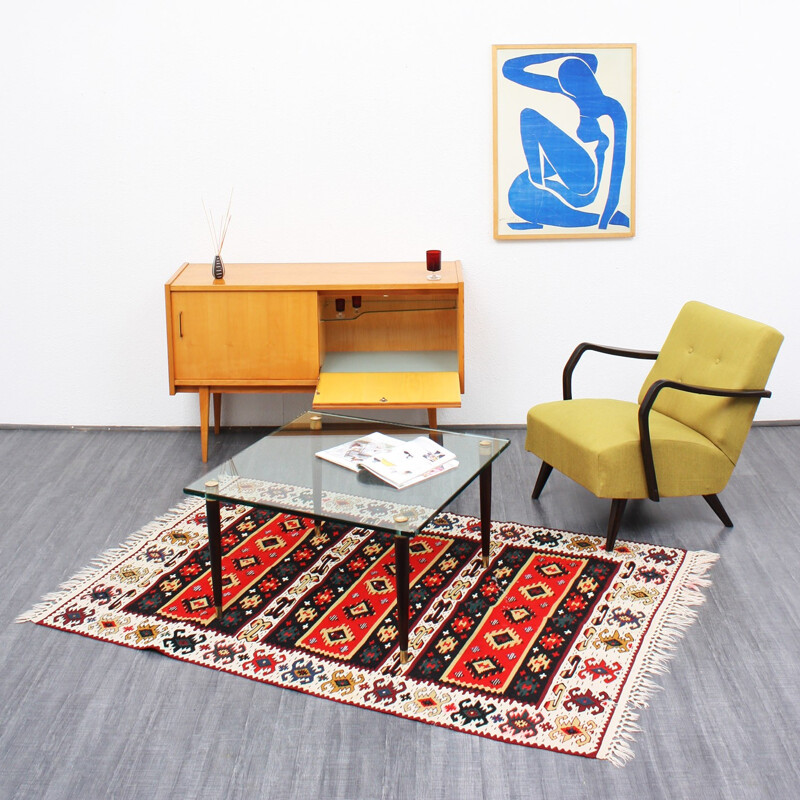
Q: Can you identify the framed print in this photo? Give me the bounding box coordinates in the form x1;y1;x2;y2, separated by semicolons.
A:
493;44;636;240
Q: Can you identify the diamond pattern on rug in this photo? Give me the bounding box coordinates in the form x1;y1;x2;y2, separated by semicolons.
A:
18;500;718;765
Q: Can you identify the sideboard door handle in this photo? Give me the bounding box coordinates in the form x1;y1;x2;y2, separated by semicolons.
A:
179;311;183;338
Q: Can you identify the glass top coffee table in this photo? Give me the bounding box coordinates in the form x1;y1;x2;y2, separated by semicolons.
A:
185;411;509;662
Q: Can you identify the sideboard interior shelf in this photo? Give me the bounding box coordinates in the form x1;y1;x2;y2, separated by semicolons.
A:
165;261;465;461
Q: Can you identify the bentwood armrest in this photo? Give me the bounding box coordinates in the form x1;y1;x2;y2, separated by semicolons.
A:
562;343;660;400
637;380;772;502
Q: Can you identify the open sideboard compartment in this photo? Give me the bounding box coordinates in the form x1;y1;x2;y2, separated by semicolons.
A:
313;287;463;411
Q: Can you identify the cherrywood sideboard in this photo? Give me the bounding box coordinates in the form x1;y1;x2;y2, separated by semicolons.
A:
165;261;465;461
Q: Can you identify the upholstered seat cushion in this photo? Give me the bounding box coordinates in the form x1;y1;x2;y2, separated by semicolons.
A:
526;398;735;499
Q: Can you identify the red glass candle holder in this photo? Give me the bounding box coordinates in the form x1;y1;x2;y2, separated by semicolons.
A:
426;250;442;281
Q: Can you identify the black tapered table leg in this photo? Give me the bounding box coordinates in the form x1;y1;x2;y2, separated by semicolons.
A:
205;482;224;619
312;447;322;534
394;534;410;664
479;463;492;568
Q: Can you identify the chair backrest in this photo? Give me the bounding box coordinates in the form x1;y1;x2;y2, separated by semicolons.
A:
638;301;783;464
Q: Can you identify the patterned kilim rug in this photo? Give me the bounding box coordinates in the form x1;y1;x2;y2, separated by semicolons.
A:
19;499;718;765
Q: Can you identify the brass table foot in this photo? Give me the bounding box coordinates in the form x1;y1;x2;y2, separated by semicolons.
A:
216;604;223;618
399;649;410;664
482;555;489;569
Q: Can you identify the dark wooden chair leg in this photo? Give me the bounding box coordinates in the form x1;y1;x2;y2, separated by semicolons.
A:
605;499;628;551
703;494;733;527
531;462;554;499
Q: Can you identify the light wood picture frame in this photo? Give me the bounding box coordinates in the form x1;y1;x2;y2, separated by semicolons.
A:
493;44;636;240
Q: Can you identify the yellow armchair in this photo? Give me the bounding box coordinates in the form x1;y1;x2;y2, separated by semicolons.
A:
526;301;783;551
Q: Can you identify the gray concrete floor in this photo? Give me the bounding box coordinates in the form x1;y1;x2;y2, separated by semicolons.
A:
1;425;798;799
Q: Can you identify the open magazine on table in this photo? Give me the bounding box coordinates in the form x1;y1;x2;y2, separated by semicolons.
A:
315;431;458;489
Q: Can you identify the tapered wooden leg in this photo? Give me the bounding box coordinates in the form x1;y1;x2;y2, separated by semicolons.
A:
606;499;628;552
427;408;438;429
479;463;492;568
531;462;553;499
205;491;223;618
703;494;733;527
199;388;210;463
213;392;222;435
395;534;410;664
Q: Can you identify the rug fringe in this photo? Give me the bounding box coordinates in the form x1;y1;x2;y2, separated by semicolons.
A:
602;549;719;766
15;498;205;624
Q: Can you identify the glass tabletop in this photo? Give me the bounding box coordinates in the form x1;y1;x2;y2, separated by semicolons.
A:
185;411;509;535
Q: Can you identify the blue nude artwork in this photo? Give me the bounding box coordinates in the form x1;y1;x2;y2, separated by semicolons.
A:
493;45;636;239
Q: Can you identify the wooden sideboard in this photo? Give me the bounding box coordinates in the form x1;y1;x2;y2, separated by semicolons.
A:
165;262;465;461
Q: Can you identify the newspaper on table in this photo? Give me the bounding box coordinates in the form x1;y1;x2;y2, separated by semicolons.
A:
315;431;458;489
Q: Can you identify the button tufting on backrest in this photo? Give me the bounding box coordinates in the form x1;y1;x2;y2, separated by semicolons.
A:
638;300;784;465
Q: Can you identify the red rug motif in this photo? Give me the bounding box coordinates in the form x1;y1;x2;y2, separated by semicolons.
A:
19;499;718;765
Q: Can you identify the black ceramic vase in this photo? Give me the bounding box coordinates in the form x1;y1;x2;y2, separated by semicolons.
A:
212;254;225;279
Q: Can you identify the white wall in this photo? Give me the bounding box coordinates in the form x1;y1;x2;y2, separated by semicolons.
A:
2;0;797;428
